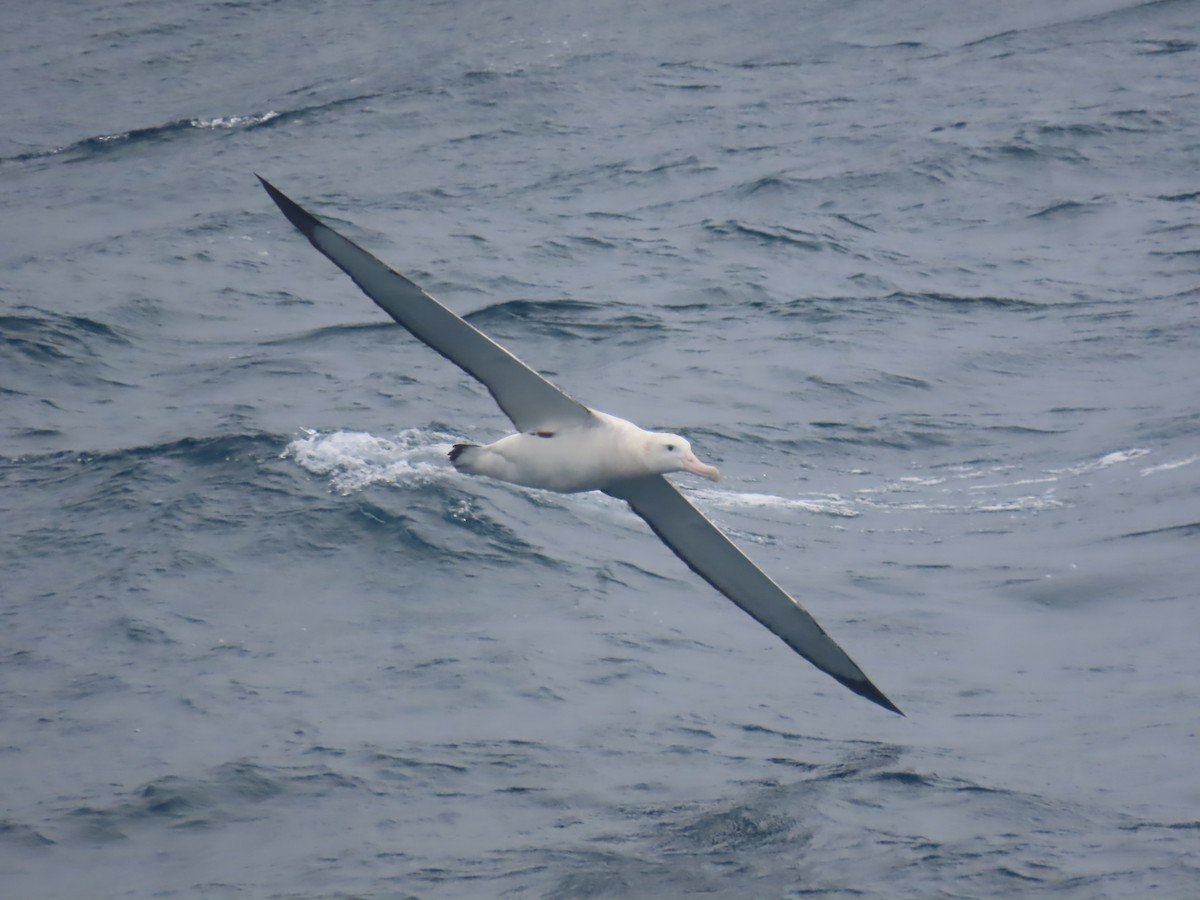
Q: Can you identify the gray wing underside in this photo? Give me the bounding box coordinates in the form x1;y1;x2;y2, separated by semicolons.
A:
258;176;595;434
605;475;902;715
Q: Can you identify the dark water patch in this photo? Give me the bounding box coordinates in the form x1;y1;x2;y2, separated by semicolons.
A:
810;420;878;436
1135;38;1196;55
447;125;522;145
1135;411;1200;442
1028;199;1101;220
467;298;603;323
1114;521;1200;540
1149;248;1200;258
885;291;1043;311
703;219;843;253
764;757;821;771
371;751;471;785
11;426;62;440
533;235;619;261
57;760;362;840
731;58;825;71
70;432;285;468
64;806;128;843
770;296;865;326
833;212;875;232
646;77;721;91
1121;820;1200;832
873;769;937;788
622;154;710;178
584;209;639;222
981;423;1068;435
960;29;1020;50
733;173;805;197
805;412;974;452
1035;122;1110;139
115;616;177;645
843;40;927;51
583;655;667;686
542;849;711;899
593;558;675;590
1157;190;1200;202
466;298;665;342
437;497;563;567
658;60;718;73
262;320;412;350
463;67;508;82
987;137;1090;167
2;433;305;579
1109;108;1171;131
62;672;127;699
0;820;54;847
344;500;449;554
992;140;1042;159
671;804;800;851
0;309;131;374
883;373;933;391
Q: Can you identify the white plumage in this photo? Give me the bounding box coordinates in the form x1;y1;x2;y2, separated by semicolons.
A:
259;176;901;715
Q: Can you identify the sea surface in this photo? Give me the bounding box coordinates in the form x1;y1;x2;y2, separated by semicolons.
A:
3;1;1199;897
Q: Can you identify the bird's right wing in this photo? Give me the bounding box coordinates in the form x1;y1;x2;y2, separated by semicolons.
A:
605;474;902;714
258;176;596;434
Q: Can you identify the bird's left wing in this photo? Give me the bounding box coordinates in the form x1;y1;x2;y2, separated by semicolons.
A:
258;176;595;434
604;474;901;714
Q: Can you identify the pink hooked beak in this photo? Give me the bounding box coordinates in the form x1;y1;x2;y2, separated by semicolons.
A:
681;449;721;481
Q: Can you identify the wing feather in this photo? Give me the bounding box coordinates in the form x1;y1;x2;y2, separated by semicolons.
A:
258;176;594;433
606;475;901;714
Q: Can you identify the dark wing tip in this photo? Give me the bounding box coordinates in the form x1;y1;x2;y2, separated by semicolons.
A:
256;175;322;241
835;673;905;716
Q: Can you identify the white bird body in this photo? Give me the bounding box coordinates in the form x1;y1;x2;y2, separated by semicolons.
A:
451;410;720;493
259;176;902;715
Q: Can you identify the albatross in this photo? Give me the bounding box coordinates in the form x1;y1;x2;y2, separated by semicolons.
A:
258;176;901;715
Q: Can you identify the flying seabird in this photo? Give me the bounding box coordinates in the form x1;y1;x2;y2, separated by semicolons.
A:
258;176;901;715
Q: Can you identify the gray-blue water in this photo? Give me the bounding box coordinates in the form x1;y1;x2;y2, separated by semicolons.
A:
3;1;1199;897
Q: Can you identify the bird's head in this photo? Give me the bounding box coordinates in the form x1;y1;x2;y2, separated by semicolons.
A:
646;433;720;481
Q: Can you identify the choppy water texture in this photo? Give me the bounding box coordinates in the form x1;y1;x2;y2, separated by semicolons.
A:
3;1;1199;897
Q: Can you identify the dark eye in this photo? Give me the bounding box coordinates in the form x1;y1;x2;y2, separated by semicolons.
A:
666;444;675;451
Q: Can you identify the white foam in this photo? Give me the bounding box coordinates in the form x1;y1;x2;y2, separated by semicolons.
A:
974;493;1067;513
1140;454;1199;476
689;488;860;518
968;476;1059;491
282;428;458;494
1053;448;1150;476
191;111;279;129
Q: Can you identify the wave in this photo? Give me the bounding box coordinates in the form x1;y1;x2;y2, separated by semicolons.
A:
703;218;839;253
0;309;131;365
2;433;288;485
465;298;667;342
1;93;378;167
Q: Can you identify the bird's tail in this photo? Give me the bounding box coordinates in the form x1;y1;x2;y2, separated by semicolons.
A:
448;443;482;472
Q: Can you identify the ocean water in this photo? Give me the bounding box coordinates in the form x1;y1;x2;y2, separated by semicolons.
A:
3;0;1199;897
